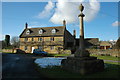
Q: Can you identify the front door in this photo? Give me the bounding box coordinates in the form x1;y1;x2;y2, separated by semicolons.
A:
31;47;35;53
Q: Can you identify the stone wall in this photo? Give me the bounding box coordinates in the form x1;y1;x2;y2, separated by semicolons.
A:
20;36;64;53
2;49;16;53
87;49;120;57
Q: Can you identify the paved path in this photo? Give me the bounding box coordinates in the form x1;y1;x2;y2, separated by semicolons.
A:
2;53;45;80
104;60;120;63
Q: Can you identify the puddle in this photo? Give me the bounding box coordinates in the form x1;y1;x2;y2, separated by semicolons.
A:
34;57;66;68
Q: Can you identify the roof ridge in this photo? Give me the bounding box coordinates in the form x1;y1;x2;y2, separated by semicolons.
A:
27;26;65;29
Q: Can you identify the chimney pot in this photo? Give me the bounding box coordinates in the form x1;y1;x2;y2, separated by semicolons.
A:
63;20;66;26
25;22;28;29
73;30;76;38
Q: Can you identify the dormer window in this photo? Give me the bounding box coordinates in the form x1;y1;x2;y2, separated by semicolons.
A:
39;29;43;34
52;29;56;33
26;30;30;34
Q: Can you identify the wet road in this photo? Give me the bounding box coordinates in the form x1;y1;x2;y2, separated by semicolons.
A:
2;53;44;80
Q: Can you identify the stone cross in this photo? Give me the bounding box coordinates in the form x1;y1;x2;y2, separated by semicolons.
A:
75;4;89;57
61;4;104;75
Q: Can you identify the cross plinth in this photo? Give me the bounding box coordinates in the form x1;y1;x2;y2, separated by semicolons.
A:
74;4;89;57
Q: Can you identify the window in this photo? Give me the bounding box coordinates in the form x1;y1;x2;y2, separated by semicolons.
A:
25;38;28;41
52;29;56;33
50;37;54;41
39;29;43;34
24;46;27;50
38;46;42;50
31;38;34;41
26;30;30;34
38;38;42;41
50;46;54;50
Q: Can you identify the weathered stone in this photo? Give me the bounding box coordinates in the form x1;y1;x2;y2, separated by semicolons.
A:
16;49;26;54
61;4;104;75
74;49;90;57
61;57;104;75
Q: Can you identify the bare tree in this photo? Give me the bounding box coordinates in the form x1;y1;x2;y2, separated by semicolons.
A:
11;36;20;48
114;37;120;49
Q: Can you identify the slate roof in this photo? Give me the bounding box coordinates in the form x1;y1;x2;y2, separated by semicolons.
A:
19;26;66;38
75;38;99;46
85;38;99;46
100;41;112;46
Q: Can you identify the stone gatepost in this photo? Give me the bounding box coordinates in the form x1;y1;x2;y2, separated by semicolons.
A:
61;4;104;75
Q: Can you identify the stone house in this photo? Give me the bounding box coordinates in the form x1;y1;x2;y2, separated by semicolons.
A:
19;20;75;54
99;41;113;50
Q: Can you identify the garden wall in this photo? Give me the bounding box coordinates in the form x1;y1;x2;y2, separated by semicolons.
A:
2;49;16;53
2;49;120;57
87;49;120;57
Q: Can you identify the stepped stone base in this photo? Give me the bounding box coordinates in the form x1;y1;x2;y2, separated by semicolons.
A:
61;56;104;75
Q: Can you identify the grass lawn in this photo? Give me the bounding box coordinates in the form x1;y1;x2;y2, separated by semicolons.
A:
47;53;120;61
90;54;120;61
35;62;120;79
47;53;71;57
34;54;120;79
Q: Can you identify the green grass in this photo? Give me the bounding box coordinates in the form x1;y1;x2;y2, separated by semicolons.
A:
104;61;119;65
35;54;120;79
47;53;120;61
90;54;120;61
47;53;71;57
35;62;120;79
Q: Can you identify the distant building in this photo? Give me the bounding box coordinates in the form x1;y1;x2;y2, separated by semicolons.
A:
75;38;99;49
19;20;75;54
99;41;113;50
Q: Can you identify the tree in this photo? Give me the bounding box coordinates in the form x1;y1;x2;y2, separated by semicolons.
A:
2;35;11;49
2;40;6;49
11;36;20;48
114;37;120;49
5;35;10;46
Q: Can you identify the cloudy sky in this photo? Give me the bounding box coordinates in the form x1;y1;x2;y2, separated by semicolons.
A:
1;0;119;41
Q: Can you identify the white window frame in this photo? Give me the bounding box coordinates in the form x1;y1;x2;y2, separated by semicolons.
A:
39;29;43;34
26;30;30;34
52;29;56;33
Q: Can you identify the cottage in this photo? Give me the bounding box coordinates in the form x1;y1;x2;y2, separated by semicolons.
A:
19;20;75;54
99;41;112;50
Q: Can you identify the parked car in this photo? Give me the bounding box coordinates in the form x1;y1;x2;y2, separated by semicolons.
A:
33;49;48;56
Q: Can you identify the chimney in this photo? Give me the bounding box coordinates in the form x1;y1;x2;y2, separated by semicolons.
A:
63;20;66;27
25;22;28;29
73;29;76;38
